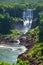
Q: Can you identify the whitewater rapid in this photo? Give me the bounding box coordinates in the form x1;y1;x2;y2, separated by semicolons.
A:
0;42;27;63
0;44;27;53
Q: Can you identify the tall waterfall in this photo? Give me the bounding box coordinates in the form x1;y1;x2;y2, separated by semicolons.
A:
23;9;33;34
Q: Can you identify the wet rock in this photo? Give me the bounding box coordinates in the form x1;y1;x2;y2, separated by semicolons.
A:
19;35;34;49
0;38;19;43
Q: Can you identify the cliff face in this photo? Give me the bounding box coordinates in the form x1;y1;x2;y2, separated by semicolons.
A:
31;9;39;28
0;7;23;18
32;6;43;28
10;21;23;30
0;7;24;34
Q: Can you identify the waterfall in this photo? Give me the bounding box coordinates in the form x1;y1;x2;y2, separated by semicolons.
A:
23;9;33;34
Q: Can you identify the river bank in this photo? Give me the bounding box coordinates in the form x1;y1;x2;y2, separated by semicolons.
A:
18;37;42;65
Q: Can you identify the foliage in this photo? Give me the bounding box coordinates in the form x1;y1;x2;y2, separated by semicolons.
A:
0;62;10;65
0;14;4;19
39;12;43;42
10;17;22;22
39;12;43;29
28;43;43;60
0;2;43;9
17;59;29;65
0;14;10;34
0;1;43;65
27;26;40;43
0;59;29;65
0;0;43;3
0;13;22;34
0;2;29;9
23;42;43;62
2;30;23;38
38;63;43;65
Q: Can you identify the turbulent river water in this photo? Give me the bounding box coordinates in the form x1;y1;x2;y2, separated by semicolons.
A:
0;9;33;63
0;42;27;63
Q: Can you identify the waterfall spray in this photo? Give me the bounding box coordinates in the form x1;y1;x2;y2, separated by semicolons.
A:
23;9;33;34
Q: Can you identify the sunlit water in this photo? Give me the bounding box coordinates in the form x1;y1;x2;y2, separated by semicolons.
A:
0;42;27;63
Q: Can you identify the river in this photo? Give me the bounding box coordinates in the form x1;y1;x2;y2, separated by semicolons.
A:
0;42;27;63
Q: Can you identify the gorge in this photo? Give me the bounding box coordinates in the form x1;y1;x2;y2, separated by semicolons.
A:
0;9;33;63
0;1;43;65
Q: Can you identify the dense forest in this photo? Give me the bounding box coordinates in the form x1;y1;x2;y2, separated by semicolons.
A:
0;0;43;3
0;0;43;65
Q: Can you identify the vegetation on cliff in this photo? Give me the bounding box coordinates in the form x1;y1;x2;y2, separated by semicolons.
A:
0;59;29;65
0;0;43;65
0;30;22;38
0;2;43;35
21;9;43;65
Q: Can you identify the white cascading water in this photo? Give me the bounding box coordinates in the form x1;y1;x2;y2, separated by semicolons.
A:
23;9;33;34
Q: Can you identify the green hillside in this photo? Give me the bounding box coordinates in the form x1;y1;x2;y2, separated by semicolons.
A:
0;0;43;3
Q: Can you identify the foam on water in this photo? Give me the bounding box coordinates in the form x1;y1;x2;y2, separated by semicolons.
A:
0;44;27;63
17;39;20;44
0;44;27;52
